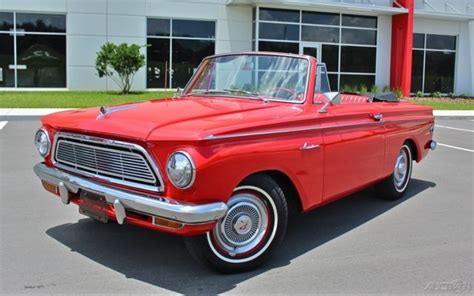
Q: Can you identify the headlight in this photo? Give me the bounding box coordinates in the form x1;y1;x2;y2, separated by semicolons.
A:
34;128;51;157
167;151;195;189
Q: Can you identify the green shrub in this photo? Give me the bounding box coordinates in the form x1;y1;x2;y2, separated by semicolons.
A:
382;86;391;92
430;91;442;98
415;90;423;97
370;85;380;94
392;87;403;99
340;84;355;93
96;42;146;94
359;84;368;94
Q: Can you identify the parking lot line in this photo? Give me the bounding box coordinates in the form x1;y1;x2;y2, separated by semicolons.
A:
435;125;473;133
0;121;7;130
438;143;474;153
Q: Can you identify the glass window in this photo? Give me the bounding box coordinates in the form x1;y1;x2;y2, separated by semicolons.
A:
328;74;338;91
147;18;170;36
341;46;376;73
16;13;66;33
302;11;339;25
424;51;455;93
316;64;330;93
259;23;299;41
147;38;170;88
342;14;377;28
341;28;376;45
413;33;424;49
321;45;338;72
259;8;299;23
172;39;214;88
258;41;299;54
0;34;14;87
16;35;66;87
340;74;375;89
410;50;423;93
301;26;339;43
426;34;456;50
0;12;13;31
186;54;309;103
172;20;215;38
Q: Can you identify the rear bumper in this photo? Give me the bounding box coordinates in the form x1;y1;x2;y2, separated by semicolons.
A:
33;163;228;226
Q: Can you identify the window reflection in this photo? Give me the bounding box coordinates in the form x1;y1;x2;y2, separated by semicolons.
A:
0;34;14;87
424;51;455;93
172;20;215;38
16;13;66;33
172;39;215;88
146;18;216;88
341;28;376;45
302;26;339;43
341;46;376;73
17;35;66;87
259;23;299;41
147;19;170;37
0;12;13;31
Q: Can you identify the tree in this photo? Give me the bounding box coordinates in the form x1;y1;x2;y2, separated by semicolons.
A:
96;42;145;94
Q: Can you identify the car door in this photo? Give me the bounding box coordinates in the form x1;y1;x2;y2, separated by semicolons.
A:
322;101;386;201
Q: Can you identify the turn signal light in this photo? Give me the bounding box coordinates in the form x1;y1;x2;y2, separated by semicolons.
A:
42;180;59;195
152;216;183;229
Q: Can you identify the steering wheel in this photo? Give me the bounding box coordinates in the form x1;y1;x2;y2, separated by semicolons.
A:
269;87;298;101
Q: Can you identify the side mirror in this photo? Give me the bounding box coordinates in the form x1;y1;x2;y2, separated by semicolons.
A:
319;92;341;113
173;87;183;99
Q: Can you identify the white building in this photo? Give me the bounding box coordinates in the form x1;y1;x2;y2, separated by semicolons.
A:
0;0;473;96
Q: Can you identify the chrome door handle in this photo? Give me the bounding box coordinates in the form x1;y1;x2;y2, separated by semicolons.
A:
300;142;320;150
372;113;383;121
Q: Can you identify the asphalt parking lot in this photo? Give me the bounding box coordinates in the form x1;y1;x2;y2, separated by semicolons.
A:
0;117;472;294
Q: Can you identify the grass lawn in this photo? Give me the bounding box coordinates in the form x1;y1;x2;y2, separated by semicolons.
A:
0;91;174;108
407;98;474;110
0;91;473;110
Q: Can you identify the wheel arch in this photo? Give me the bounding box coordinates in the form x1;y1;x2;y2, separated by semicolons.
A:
404;138;419;162
239;170;303;215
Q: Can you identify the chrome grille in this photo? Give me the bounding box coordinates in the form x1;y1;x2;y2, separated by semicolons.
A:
53;133;162;191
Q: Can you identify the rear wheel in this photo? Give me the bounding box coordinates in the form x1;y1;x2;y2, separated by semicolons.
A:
376;144;413;200
184;174;288;273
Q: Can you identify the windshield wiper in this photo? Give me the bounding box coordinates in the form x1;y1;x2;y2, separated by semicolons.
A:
223;88;269;103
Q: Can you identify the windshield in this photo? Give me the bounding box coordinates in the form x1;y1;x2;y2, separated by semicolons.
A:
184;54;309;103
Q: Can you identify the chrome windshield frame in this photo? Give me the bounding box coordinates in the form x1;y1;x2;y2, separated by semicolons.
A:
182;52;312;105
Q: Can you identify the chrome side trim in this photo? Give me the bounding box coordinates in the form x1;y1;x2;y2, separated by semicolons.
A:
205;117;431;141
205;121;381;140
34;163;228;225
52;132;165;192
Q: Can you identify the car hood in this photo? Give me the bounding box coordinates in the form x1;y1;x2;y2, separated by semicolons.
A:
43;97;304;141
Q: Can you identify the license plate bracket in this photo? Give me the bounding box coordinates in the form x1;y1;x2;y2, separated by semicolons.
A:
79;190;109;223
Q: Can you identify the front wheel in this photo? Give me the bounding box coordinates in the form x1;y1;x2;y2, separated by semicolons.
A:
376;143;413;200
184;174;288;273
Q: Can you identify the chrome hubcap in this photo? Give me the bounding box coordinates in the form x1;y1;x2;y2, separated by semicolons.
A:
394;149;409;189
212;192;269;256
233;214;253;235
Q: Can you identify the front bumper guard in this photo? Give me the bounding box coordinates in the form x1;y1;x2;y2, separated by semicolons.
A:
33;163;228;225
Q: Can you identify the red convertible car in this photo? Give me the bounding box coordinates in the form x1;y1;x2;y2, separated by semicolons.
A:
34;52;436;273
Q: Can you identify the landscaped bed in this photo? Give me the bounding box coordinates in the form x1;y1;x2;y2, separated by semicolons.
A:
0;91;473;110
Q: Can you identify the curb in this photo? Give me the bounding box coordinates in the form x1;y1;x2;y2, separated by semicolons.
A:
1;108;473;117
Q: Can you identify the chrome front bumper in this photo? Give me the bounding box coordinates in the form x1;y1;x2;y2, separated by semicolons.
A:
33;163;228;225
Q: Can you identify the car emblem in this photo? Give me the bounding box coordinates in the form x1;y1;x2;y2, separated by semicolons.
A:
96;104;137;120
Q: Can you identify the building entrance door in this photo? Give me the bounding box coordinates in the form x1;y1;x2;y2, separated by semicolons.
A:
300;42;322;62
